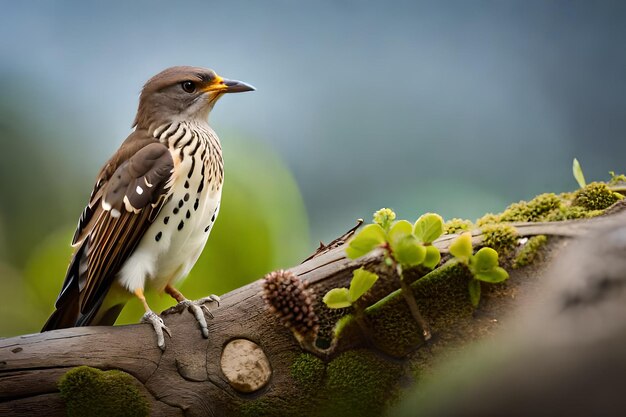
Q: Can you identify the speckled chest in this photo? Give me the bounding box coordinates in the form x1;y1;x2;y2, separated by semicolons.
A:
148;121;224;282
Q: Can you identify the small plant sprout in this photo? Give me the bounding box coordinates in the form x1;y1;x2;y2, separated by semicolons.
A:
343;209;445;340
323;268;379;341
573;158;586;189
346;209;443;270
323;268;379;309
449;232;510;307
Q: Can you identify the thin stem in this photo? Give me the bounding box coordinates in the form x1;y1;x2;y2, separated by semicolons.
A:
395;263;432;341
353;304;375;344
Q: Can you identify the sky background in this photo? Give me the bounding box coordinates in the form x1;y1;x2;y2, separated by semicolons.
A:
1;1;625;276
0;0;626;240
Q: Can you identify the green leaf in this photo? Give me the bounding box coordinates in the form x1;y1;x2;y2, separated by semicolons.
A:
468;279;481;307
345;223;387;259
349;268;379;302
449;232;473;262
471;247;499;272
388;220;413;245
475;266;509;283
423;245;441;269
323;288;352;309
392;234;426;267
573;158;586;189
414;213;444;243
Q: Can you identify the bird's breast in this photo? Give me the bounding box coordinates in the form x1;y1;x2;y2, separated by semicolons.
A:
142;121;224;288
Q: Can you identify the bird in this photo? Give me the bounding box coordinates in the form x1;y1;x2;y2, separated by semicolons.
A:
42;66;255;350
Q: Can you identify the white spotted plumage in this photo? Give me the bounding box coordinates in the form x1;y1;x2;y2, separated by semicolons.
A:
118;120;222;293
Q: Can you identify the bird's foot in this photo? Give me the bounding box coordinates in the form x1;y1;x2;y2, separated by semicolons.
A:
161;295;220;338
140;310;171;351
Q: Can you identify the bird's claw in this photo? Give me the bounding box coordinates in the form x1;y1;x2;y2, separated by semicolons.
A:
141;311;171;351
161;295;220;339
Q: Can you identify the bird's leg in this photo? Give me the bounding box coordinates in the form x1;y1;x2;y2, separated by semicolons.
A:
161;284;220;339
135;288;171;351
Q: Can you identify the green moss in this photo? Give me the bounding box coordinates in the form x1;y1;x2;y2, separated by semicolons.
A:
608;171;626;186
291;353;326;390
319;350;403;417
542;205;603;221
58;366;149;417
238;354;324;417
365;293;423;357
443;218;474;234
365;262;473;357
241;350;403;417
475;188;613;226
499;193;562;222
513;235;548;268
475;213;501;227
480;224;518;255
573;182;623;210
316;302;350;349
239;397;292;417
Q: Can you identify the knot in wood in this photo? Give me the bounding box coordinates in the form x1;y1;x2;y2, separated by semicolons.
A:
220;339;271;393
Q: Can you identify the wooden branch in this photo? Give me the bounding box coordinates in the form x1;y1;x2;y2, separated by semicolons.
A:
1;208;625;416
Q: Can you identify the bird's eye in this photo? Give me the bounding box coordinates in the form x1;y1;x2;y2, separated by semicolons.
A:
181;81;196;93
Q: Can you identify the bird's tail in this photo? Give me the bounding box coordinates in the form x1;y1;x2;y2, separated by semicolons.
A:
41;304;80;331
41;282;81;331
41;286;125;331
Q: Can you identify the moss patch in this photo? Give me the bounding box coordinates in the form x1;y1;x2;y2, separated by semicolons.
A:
291;353;326;390
365;262;474;357
513;235;548;269
542;205;603;221
475;187;615;226
480;224;518;255
241;350;403;417
573;182;623;210
319;350;403;417
443;218;474;234
239;397;294;417
58;366;149;417
500;193;562;222
609;171;626;186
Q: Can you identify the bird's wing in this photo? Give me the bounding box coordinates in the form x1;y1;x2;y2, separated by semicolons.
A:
48;133;173;327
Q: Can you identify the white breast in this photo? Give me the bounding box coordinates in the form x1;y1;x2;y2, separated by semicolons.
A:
117;121;223;293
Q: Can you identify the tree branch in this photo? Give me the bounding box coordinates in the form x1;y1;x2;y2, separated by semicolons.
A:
1;206;625;416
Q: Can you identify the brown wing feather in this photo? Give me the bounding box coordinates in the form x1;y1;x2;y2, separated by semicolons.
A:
42;132;173;331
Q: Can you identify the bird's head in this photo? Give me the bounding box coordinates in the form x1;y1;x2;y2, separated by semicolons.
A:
133;66;255;130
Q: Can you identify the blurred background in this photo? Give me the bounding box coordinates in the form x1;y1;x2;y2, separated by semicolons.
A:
1;0;624;336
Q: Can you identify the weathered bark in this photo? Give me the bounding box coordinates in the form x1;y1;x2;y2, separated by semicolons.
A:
394;208;626;417
1;207;625;416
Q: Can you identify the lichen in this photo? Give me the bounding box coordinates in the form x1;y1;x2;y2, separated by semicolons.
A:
443;218;474;234
58;366;149;417
573;182;623;210
480;224;518;255
513;235;548;269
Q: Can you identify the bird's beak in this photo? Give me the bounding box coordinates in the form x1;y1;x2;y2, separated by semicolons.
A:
222;78;256;93
204;76;255;93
